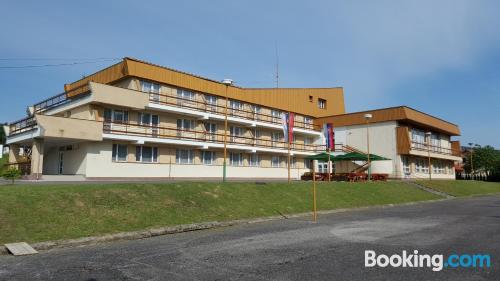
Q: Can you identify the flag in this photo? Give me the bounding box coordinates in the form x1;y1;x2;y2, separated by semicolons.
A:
281;112;295;143
323;123;335;150
288;112;295;143
281;113;288;142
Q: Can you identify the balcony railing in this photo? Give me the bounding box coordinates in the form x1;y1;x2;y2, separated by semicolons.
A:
411;141;461;157
8;116;38;135
104;121;327;153
33;92;69;113
33;90;91;114
147;92;319;131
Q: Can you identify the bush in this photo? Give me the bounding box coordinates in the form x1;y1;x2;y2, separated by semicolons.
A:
2;167;21;184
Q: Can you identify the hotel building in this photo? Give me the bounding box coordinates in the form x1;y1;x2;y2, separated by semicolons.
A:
4;58;461;180
4;58;346;179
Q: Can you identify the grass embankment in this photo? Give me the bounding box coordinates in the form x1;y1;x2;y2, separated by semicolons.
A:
418;180;500;197
0;181;438;244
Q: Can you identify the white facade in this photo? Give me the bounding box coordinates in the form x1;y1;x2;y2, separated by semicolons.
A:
334;121;458;179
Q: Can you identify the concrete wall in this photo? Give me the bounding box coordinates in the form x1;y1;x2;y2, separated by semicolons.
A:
335;121;398;177
36;114;103;141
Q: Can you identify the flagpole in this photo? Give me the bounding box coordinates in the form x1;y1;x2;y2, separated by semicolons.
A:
287;112;291;184
288;139;291;184
327;148;331;182
312;159;317;222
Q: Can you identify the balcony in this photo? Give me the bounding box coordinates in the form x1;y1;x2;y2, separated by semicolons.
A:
410;141;461;157
103;121;327;154
7;115;103;143
147;92;320;132
396;126;461;160
8;116;38;136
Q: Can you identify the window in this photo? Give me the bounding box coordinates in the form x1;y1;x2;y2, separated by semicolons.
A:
177;119;196;137
177;89;195;106
411;128;425;149
104;109;128;132
433;160;445;174
141;81;160;101
138;113;159;126
305;159;312;169
318;161;329;173
252;105;261;120
113;110;128;123
141;81;160;93
402;156;410;174
135;146;158;163
177;119;195;130
230;126;243;142
318;98;326;109
415;158;428;173
254;129;262;145
249;154;260;167
431;133;440;152
280;156;287;168
204;122;217;141
291;157;297;168
202;151;216;165
104;108;112;122
309;95;313;102
230;100;244;116
176;149;194;164
112;144;128;162
271;132;283;147
271;110;281;122
230;152;243;166
304;137;313;145
205;95;218;112
104;109;128;123
271;156;281;167
304;116;313;127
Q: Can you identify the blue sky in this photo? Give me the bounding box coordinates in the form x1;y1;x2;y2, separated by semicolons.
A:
1;0;499;147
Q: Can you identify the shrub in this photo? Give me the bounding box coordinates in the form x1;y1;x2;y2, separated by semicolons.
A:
2;167;21;184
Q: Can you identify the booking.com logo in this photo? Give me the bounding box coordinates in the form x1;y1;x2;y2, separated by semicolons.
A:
365;250;491;272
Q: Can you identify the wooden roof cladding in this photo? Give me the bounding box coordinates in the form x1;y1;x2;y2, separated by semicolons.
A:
315;106;461;136
64;57;345;117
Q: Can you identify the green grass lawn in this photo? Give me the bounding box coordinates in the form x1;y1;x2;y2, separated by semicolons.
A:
417;180;500;197
0;181;439;244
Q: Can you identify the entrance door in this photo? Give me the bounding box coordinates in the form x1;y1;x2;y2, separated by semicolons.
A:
58;152;64;175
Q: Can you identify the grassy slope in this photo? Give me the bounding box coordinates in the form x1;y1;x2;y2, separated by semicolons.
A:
0;181;438;244
418;180;500;197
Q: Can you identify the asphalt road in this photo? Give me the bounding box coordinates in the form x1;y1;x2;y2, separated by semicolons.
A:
1;195;499;281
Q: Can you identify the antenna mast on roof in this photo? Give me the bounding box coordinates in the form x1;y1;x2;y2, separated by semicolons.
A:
275;42;279;88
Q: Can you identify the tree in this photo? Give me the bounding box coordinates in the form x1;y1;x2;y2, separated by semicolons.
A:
0;125;5;145
2;167;21;184
464;145;500;181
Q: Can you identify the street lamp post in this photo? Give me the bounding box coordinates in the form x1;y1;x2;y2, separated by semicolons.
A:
363;113;372;181
468;142;474;180
426;132;432;180
222;79;233;182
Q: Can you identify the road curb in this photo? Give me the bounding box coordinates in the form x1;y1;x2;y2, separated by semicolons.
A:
0;198;450;256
